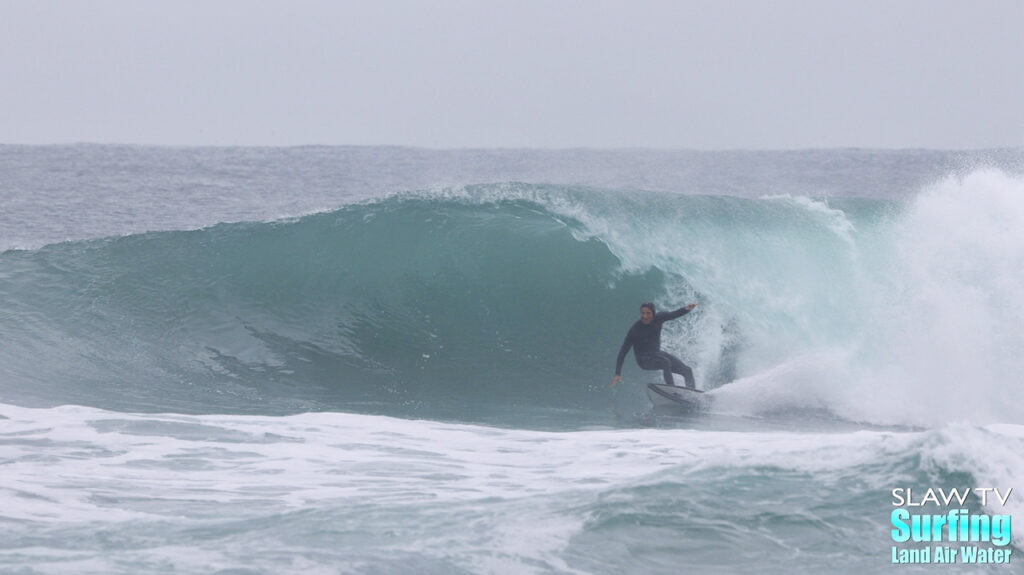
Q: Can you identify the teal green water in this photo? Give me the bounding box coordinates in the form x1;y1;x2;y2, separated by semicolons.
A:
1;148;1022;574
3;182;1021;428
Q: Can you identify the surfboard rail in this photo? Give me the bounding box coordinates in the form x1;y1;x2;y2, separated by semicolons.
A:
646;383;708;409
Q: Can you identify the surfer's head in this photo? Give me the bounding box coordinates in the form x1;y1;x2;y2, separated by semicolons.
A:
640;303;655;324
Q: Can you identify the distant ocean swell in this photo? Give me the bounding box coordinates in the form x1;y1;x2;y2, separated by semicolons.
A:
1;172;1022;427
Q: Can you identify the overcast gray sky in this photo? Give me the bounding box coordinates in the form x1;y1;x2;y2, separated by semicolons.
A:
2;0;1022;149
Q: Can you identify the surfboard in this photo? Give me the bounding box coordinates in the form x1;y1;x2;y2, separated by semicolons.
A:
646;383;708;409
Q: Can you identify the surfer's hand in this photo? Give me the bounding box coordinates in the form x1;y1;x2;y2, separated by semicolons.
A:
685;303;697;311
611;375;621;387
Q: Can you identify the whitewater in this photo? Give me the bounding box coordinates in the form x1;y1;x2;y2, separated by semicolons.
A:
1;145;1022;574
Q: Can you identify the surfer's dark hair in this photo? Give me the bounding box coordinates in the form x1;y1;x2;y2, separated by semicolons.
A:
641;302;656;314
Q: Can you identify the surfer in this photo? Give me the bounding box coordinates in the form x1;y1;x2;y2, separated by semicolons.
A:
612;302;697;389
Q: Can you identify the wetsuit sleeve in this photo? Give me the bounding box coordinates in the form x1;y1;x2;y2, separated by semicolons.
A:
615;327;635;375
659;306;693;322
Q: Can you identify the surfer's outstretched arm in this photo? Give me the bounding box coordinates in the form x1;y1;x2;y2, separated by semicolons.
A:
660;302;697;322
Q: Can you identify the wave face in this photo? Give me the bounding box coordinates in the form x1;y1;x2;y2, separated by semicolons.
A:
2;173;1023;427
0;188;663;422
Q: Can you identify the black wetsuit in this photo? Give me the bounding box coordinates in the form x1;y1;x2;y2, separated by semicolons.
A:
615;306;695;388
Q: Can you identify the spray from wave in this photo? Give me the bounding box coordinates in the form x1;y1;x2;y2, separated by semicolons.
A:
707;170;1024;426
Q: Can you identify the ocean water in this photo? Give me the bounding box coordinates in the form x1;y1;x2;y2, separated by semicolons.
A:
1;145;1022;573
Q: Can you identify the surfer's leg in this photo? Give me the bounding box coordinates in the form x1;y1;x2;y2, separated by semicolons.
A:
659;360;676;386
637;354;675;386
663;352;695;389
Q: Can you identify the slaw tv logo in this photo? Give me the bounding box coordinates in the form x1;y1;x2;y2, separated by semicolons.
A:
890;487;1013;565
